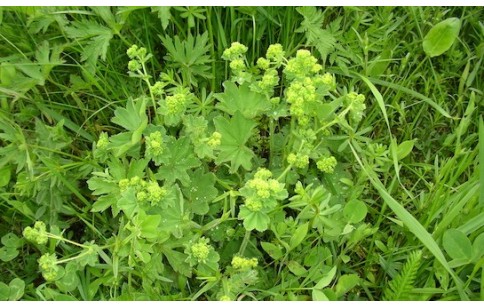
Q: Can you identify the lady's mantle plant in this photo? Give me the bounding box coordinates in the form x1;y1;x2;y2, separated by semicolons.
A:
20;41;373;300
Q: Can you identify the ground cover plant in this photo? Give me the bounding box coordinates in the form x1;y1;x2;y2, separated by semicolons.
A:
0;6;482;301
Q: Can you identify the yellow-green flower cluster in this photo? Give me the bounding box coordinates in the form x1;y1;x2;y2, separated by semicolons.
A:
229;59;246;71
130;176;143;187
127;44;147;72
118;178;130;192
23;221;48;245
118;177;167;206
238;169;288;231
151;81;165;96
119;176;144;192
222;42;248;61
38;253;60;281
219;295;232;301
300;128;317;142
346;92;366;123
94;132;110;162
231;255;258;270
145;131;164;157
317;156;337;174
284;50;322;80
127;44;147;59
285;78;318;125
165;93;188;115
145;181;167;205
254;168;272;180
286;78;317;102
128;60;141;72
270;97;281;105
190;237;211;263
96;132;109;150
287;153;309;168
281;50;336;126
256;57;270;70
246;168;285;199
319;73;336;89
256;69;279;93
207;132;222;148
266;43;285;63
222;43;252;84
245;198;263;211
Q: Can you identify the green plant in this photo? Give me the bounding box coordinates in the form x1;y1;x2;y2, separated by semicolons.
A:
0;6;481;301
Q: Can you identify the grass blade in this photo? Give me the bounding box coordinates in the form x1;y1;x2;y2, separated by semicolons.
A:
349;142;468;300
328;69;453;119
480;116;484;208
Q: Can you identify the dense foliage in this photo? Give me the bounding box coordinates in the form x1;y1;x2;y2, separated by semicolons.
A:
0;6;482;301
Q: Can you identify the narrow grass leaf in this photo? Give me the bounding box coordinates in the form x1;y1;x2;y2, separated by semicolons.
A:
480;116;484;207
357;75;452;119
353;72;390;132
349;143;468;300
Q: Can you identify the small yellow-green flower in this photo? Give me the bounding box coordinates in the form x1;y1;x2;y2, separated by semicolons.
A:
266;43;285;62
128;59;141;72
231;255;258;270
38;253;60;281
256;57;270;70
207;132;222;148
96;132;109;149
190;237;211;263
284;49;320;80
165;93;187;115
151;81;165;96
287;153;309;168
321;73;335;87
317;156;337;173
146;131;164;157
245;198;263;211
23;221;48;245
222;42;248;61
146;181;167;205
229;59;246;71
126;45;139;59
118;178;130;191
254;168;272;180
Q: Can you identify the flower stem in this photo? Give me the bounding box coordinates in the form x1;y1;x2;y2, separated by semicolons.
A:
239;230;251;255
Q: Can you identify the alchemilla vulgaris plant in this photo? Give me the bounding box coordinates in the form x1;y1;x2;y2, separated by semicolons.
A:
0;7;481;301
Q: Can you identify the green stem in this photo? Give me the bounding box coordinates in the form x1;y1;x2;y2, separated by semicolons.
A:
276;164;293;182
229;191;238;218
56;249;92;264
206;8;217;92
141;61;160;123
29;145;85;160
239;230;251;255
46;233;88;249
269;118;275;168
201;212;231;232
252;15;256;60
